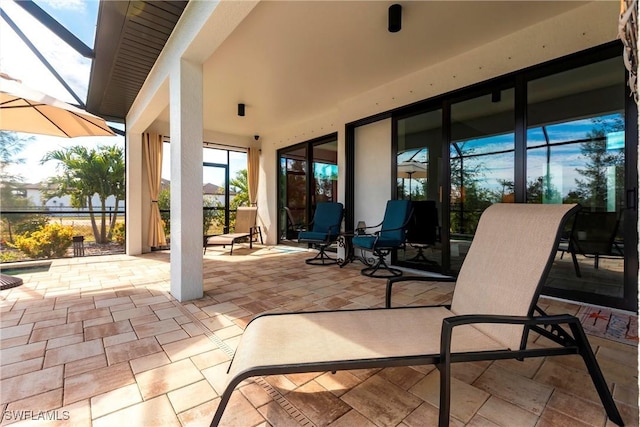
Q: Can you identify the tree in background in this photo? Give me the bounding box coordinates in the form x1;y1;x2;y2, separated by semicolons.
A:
157;169;250;238
158;187;171;238
572;116;625;209
230;169;249;209
0;131;35;243
41;145;125;243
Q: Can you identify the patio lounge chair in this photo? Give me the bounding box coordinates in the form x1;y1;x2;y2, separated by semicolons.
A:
203;206;262;255
351;199;413;277
297;202;344;265
209;203;623;427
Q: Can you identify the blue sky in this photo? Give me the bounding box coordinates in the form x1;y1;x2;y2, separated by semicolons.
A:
1;0;123;184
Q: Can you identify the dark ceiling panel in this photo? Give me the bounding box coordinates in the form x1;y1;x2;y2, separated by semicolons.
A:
86;1;188;122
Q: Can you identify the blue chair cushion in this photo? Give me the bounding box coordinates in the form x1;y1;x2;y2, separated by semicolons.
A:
299;231;331;242
379;199;411;243
351;235;376;250
352;200;412;251
312;203;344;234
298;202;343;243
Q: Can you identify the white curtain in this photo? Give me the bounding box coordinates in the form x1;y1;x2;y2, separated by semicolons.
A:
143;132;167;247
248;147;260;206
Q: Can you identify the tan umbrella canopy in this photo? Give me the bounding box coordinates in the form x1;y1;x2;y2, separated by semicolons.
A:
0;73;114;138
398;160;427;199
398;160;427;179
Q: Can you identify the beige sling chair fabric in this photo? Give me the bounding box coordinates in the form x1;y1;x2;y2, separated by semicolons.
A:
209;203;624;427
204;207;260;255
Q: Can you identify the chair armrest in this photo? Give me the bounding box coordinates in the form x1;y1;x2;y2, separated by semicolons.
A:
439;313;579;357
386;276;456;308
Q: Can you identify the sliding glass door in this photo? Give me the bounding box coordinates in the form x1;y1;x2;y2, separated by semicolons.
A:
278;134;338;242
384;44;636;310
526;56;636;309
449;88;515;272
395;109;445;272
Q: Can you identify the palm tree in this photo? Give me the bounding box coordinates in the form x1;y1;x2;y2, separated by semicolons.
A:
230;169;249;209
41;145;125;243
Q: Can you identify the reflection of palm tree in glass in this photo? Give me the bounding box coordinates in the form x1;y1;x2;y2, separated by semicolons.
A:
314;162;337;203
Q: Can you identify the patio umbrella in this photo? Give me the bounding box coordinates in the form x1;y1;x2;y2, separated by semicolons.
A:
398;160;427;199
0;73;114;138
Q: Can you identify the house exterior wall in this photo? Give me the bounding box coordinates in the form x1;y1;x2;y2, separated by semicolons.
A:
354;119;392;229
126;0;622;302
24;188;123;210
258;1;619;245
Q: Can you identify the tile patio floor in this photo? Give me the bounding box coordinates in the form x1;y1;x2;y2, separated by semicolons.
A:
0;245;638;427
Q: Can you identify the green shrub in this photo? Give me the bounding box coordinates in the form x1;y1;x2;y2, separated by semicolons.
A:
0;251;20;263
14;216;49;235
12;223;74;259
112;222;125;244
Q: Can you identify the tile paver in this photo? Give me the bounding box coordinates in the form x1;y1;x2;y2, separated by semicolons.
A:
0;249;636;426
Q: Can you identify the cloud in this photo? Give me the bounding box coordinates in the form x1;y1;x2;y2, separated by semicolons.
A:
38;0;86;12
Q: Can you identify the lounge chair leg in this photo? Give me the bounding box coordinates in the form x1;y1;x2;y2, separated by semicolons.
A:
210;386;235;426
568;321;624;426
437;362;451;427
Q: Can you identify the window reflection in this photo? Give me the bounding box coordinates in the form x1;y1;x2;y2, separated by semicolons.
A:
526;114;625;210
527;56;626;300
450;89;515;237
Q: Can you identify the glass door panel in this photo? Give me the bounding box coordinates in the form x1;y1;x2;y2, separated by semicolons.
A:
528;57;635;309
396;109;444;273
278;145;307;241
203;164;227;235
313;140;338;204
450;88;515;272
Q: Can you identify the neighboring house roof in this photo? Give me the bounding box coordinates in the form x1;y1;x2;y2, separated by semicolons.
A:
202;183;222;195
160;179;235;196
86;1;188;121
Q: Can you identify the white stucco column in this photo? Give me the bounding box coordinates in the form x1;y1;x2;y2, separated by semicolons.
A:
169;59;203;301
125;131;143;255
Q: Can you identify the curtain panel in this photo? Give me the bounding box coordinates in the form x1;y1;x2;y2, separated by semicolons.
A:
248;147;260;206
143;132;167;247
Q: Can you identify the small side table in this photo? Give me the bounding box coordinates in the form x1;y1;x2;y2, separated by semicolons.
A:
337;233;373;267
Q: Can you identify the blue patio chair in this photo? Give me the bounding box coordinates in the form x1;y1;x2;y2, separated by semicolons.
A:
298;202;344;265
351;199;412;277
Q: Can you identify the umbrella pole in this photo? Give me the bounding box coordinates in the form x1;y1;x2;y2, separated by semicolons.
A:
407;171;414;200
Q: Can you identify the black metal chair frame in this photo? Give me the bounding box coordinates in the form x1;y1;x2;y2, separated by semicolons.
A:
385;275;623;426
355;208;413;278
298;205;344;266
558;209;623;277
210;280;623;427
405;200;439;266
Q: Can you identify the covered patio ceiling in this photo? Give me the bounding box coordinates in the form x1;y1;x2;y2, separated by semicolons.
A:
88;1;588;137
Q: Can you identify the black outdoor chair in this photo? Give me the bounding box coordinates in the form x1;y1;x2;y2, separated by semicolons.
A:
208;203;623;427
405;200;439;265
283;206;306;240
297;202;344;265
558;210;622;277
351;199;413;277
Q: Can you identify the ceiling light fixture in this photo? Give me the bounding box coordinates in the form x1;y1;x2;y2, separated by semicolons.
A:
388;4;402;33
